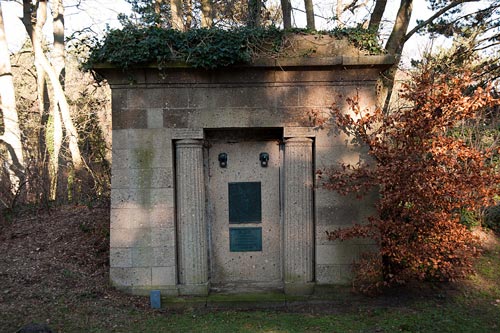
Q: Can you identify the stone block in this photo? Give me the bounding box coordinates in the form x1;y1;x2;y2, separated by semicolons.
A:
112;129;128;150
316;244;361;265
110;267;152;287
150;204;175;228
316;205;360;227
316;264;352;284
165;107;282;129
112;167;173;189
111;187;174;209
111;208;151;229
111;205;175;230
110;247;133;268
358;244;379;254
110;228;151;247
127;128;172;149
111;88;128;112
315;145;369;170
153;246;176;266
152;266;177;286
188;86;276;109
127;147;171;170
276;86;299;107
314;129;355;147
112;109;147;130
163;108;193;128
147;109;164;129
128;88;189;109
151;227;176;247
278;107;329;127
314;188;342;208
298;85;342;107
132;247;153;267
112;149;130;170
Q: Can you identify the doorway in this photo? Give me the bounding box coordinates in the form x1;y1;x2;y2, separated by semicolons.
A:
206;129;283;292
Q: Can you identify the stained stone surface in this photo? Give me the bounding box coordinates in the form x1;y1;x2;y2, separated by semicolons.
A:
101;55;391;295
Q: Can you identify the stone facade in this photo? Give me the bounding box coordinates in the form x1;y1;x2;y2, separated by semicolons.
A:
99;50;393;296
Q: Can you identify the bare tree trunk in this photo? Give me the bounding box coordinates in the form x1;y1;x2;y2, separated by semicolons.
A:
51;0;65;200
248;0;262;27
29;1;83;171
304;0;315;30
0;4;25;195
368;0;387;30
200;0;212;27
379;0;413;112
170;0;184;30
21;0;51;204
336;0;343;27
184;0;193;29
281;0;292;29
154;0;162;27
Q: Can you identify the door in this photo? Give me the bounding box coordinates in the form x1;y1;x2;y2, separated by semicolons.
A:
207;138;282;291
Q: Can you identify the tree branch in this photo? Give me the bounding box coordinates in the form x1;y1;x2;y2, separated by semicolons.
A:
403;0;480;44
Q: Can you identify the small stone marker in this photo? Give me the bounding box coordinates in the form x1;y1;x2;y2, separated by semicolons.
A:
150;290;161;309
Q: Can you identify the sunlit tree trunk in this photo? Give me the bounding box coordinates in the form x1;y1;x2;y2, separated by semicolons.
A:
154;0;162;27
378;0;413;111
51;0;65;200
184;0;192;29
0;4;25;196
24;1;83;173
336;0;343;27
304;0;315;30
200;0;212;27
170;0;184;30
21;0;51;204
281;0;292;28
368;0;387;30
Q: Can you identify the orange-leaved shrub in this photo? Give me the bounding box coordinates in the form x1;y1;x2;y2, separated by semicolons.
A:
319;68;500;292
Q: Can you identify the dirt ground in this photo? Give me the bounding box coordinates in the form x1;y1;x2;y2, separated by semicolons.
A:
0;205;150;332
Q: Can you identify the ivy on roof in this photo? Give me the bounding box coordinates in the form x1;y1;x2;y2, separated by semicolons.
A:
83;26;383;71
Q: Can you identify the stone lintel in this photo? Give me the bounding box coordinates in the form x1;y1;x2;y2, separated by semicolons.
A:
284;127;317;138
172;128;204;140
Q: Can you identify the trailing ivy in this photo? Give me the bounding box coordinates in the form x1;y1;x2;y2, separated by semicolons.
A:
83;26;383;72
329;26;382;55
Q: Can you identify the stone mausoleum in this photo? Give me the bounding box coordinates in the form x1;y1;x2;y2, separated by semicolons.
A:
98;36;393;296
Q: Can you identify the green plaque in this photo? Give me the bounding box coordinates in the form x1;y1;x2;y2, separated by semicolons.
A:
228;182;262;223
229;227;262;252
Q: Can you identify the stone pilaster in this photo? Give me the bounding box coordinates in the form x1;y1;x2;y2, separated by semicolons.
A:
175;139;209;295
284;137;314;295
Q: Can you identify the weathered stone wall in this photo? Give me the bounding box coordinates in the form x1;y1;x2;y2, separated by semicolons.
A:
100;55;392;295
